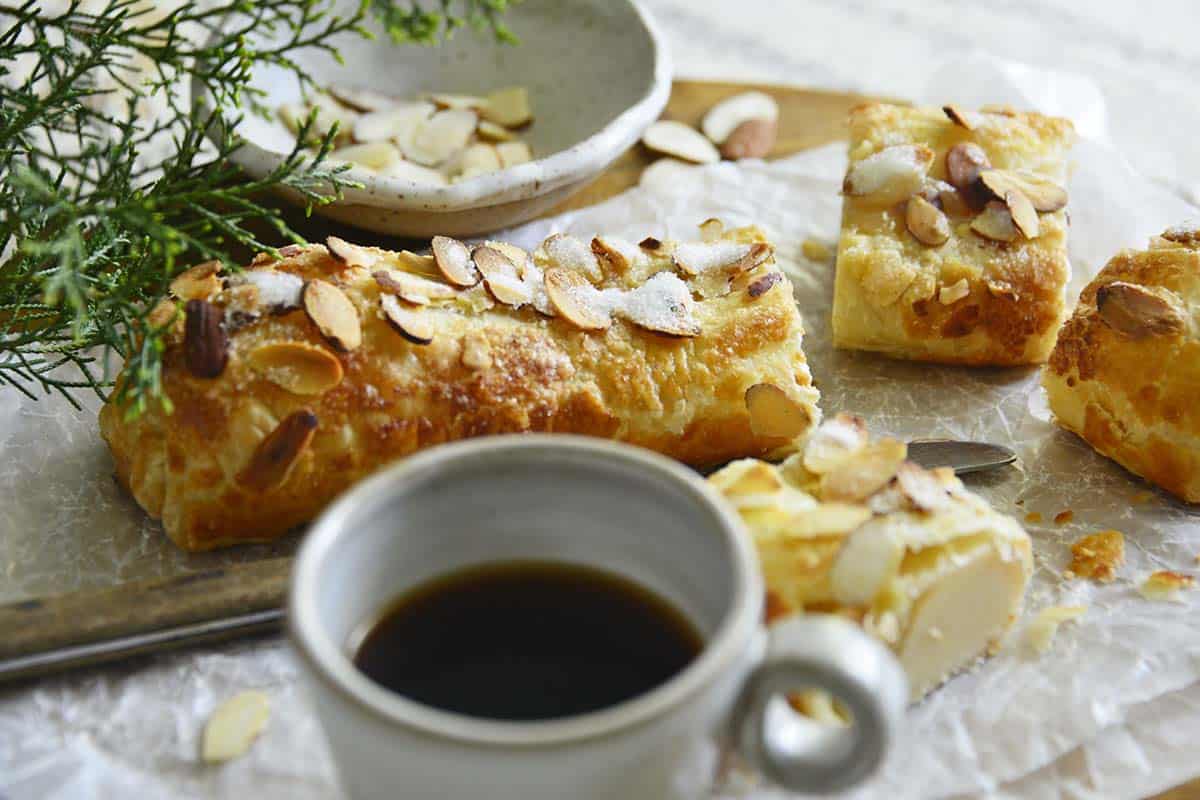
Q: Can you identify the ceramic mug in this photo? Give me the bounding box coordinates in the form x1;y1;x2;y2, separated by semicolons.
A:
289;435;908;799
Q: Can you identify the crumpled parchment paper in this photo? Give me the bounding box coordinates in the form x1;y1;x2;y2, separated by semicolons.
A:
2;58;1199;799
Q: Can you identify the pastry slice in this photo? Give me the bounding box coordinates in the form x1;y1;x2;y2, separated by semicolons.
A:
832;103;1075;365
100;221;821;550
709;415;1032;699
1043;223;1200;502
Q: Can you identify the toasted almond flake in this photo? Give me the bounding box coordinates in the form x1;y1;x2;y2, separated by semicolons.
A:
1162;220;1200;246
591;236;640;273
979;169;1068;213
430;236;480;287
894;462;951;512
945;142;991;199
460;332;492;369
699;218;724;242
540;233;603;282
642;120;720;164
942;104;979;130
331;141;402;172
720;118;777;160
303;279;361;351
970;201;1018;243
701;91;779;144
545;267;611;331
708;459;785;496
405;109;477;166
238;409;318;491
325;236;378;269
456;142;501;179
372;269;457;305
201;691;270;764
905;195;951;246
171;261;222;301
619;272;700;336
496;141;533;168
1140;570;1196;601
746;272;783;299
672;240;769;277
639;236;663;251
801;238;831;261
745;383;813;439
1095;281;1185;339
938;278;970;305
351;102;432;143
1026;606;1086;654
380;294;434;343
1005;190;1039;238
376;159;448;186
1068;530;1125;582
802;414;868;474
480;86;532;128
483;272;533;307
247;341;343;395
429;93;486;111
471;246;519;282
830;517;906;606
843;145;935;204
818;438;907;503
476;119;515;141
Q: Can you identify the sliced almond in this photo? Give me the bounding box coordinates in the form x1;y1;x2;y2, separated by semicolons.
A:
481;86;532;128
331;141;402;172
405;109;476;166
842;145;935;205
484;272;533;307
642;120;720;164
1005;189;1039;238
170;261;222;301
619;272;700;337
699;218;724;242
830;518;906;606
456;142;501;179
496;140;533;168
672;241;770;277
539;233;603;282
329;86;396;112
326;236;379;269
894;462;951;512
819;438;907;503
545;267;611;331
238;409;318;491
184;299;228;379
945;142;991;203
746;272;783;299
1095;281;1185;339
380;293;433;343
431;236;480;287
373;269;458;305
905;195;951;246
745;383;813;439
979;169;1068;213
429;93;486;111
708;459;785;497
802;414;869;474
942;104;980;130
247;341;343;395
591;236;640;273
201;691;271;764
476;119;515;142
351;102;432;143
483;241;531;270
303;279;361;351
701;91;779;145
460;332;492;370
471;246;519;282
938;278;970;305
720;118;777;160
376;159;449;186
639;237;663;251
1162;220;1200;246
970;201;1018;243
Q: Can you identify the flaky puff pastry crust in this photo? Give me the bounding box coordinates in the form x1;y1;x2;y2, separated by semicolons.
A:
100;225;821;550
833;103;1075;365
1044;227;1200;502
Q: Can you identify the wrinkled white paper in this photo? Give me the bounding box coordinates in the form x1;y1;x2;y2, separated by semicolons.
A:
2;59;1199;799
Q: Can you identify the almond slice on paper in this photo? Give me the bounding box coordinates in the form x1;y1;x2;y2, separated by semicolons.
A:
326;236;379;269
970;201;1018;243
701;91;779;145
247;341;343;395
1139;570;1195;601
979;169;1068;213
238;409;318;491
619;272;701;337
720;118;777;160
380;293;434;343
745;383;813;439
480;86;532;128
331;141;402;172
1095;281;1185;339
329;86;397;112
405;109;477;166
905;195;951;246
303;279;361;351
842;145;935;204
171;261;222;301
818;438;908;503
377;159;449;186
545;267;611;331
1005;189;1039;238
540;233;603;281
431;236;480;287
642;120;720;164
201;691;271;764
184;299;228;379
352;102;433;143
373;269;458;305
942;104;980;130
802;413;869;474
496;140;533;168
476;119;514;142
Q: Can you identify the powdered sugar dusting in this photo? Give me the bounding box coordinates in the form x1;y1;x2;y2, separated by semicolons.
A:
614;272;699;333
672;241;754;275
236;269;304;311
540;233;602;281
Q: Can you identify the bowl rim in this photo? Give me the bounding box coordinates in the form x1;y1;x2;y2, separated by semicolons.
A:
197;0;671;213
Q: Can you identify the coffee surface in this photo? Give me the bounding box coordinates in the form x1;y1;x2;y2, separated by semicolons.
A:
353;561;703;721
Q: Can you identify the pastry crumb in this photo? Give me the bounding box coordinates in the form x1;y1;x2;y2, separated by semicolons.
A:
1026;605;1086;654
1024;511;1042;524
1068;530;1125;582
1139;570;1195;602
1054;509;1074;525
801;238;831;262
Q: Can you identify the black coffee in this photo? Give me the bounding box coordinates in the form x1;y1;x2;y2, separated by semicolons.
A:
352;561;703;721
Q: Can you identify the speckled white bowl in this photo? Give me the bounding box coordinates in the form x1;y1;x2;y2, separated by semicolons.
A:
215;0;670;238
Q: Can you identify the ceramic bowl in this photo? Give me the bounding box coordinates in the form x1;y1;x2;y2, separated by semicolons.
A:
216;0;670;238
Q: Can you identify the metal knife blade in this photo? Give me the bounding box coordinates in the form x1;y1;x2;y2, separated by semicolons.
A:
906;439;1016;475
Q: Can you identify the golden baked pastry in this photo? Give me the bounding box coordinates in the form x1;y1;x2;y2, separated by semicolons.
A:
100;222;821;550
832;103;1075;365
709;415;1032;699
1043;223;1200;502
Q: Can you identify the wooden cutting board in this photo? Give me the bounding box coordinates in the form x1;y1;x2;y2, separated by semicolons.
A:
1;79;1194;800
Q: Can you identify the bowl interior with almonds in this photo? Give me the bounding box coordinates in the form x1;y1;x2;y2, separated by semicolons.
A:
214;0;670;238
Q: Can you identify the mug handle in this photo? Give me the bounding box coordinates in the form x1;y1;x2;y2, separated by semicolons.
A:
728;615;909;794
